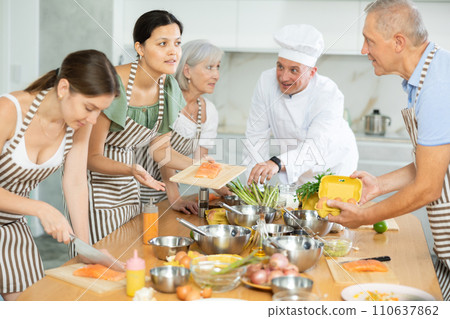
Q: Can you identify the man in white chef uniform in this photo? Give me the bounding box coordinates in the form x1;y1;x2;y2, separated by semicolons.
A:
244;24;358;185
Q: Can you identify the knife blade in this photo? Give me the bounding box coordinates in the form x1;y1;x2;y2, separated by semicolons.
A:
70;234;125;272
340;256;391;264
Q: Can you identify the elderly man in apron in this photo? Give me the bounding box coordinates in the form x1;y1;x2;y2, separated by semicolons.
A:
328;0;450;300
243;24;358;186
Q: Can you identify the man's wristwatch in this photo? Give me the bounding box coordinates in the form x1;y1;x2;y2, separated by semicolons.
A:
269;156;282;172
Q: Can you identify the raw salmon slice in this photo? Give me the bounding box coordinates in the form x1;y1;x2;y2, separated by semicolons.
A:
195;162;222;179
73;264;126;281
343;259;388;272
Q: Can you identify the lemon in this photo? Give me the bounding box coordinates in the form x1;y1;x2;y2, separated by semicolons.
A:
373;220;388;233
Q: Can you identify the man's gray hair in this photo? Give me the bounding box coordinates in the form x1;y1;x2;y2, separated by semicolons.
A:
365;0;428;46
175;39;223;91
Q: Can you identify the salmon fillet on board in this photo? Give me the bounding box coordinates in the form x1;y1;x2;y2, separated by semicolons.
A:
194;162;222;179
73;264;126;281
342;259;388;272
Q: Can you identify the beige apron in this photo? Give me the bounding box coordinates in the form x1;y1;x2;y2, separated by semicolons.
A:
0;91;74;293
87;62;165;244
401;45;450;300
136;98;202;204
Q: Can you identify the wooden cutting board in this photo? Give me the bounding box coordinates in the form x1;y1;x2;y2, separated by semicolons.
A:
170;163;246;189
45;263;126;294
358;218;399;231
326;257;399;285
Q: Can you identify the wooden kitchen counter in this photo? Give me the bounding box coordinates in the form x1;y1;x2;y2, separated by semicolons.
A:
18;199;443;301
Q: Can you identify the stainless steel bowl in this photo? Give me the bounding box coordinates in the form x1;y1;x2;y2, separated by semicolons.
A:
252;224;294;236
225;205;276;227
223;195;242;206
148;236;194;260
283;209;333;236
272;289;320;301
271;276;314;294
263;236;324;272
192;224;251;255
149;266;190;293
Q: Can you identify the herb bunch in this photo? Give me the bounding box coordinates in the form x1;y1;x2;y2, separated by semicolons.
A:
296;169;334;201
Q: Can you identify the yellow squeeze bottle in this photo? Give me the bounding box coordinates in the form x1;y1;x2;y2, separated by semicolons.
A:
126;249;145;297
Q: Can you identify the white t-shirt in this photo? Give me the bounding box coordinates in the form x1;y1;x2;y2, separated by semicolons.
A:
171;97;219;150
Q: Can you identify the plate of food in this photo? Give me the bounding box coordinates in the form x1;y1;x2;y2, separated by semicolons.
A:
341;283;436;301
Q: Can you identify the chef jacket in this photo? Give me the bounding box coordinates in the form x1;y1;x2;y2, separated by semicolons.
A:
243;67;358;185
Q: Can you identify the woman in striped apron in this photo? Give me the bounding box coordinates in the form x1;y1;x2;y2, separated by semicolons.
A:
87;10;193;244
0;50;119;300
137;40;231;214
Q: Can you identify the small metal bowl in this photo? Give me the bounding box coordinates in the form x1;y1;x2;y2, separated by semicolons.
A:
271;276;314;294
252;224;294;236
283;209;333;236
150;266;190;293
149;236;194;260
272;289;320;301
225;205;276;227
223;195;242;206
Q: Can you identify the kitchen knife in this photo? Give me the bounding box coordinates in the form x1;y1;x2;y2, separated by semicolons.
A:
340;256;391;264
70;234;125;272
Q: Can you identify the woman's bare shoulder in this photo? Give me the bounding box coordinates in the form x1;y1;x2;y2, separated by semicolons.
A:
115;63;132;83
0;92;26;141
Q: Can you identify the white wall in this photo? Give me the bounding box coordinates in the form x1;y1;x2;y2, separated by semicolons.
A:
0;0;39;92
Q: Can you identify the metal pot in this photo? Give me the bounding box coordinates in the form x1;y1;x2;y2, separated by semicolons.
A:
364;109;391;136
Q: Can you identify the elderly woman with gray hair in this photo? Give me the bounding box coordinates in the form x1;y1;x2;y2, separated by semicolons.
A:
140;39;230;214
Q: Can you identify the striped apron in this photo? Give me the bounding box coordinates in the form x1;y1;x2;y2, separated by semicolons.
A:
0;91;74;293
137;98;202;204
401;45;450;300
87;62;164;244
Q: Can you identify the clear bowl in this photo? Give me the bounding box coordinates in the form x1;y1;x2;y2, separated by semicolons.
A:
323;237;352;257
190;255;245;293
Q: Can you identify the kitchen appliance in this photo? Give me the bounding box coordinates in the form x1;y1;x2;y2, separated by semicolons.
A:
364;109;391;136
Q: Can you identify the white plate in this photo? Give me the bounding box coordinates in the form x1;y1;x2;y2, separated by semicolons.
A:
341;283;436;301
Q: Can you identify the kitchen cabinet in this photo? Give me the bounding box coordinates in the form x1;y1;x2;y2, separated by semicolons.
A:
113;0;450;61
356;136;413;177
236;1;361;54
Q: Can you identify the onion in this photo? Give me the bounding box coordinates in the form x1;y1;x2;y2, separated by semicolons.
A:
267;270;284;282
250;269;268;285
269;253;289;270
283;269;300;276
246;263;263;277
283;263;299;272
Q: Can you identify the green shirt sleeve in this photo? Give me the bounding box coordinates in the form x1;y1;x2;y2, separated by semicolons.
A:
103;75;127;132
158;74;185;134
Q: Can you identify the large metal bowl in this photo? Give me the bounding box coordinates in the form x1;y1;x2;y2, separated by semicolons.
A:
283;209;333;236
148;236;194;260
192;224;251;255
225;205;276;227
263;236;324;272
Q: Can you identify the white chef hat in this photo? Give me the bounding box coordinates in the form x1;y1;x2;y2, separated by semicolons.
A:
273;24;324;67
